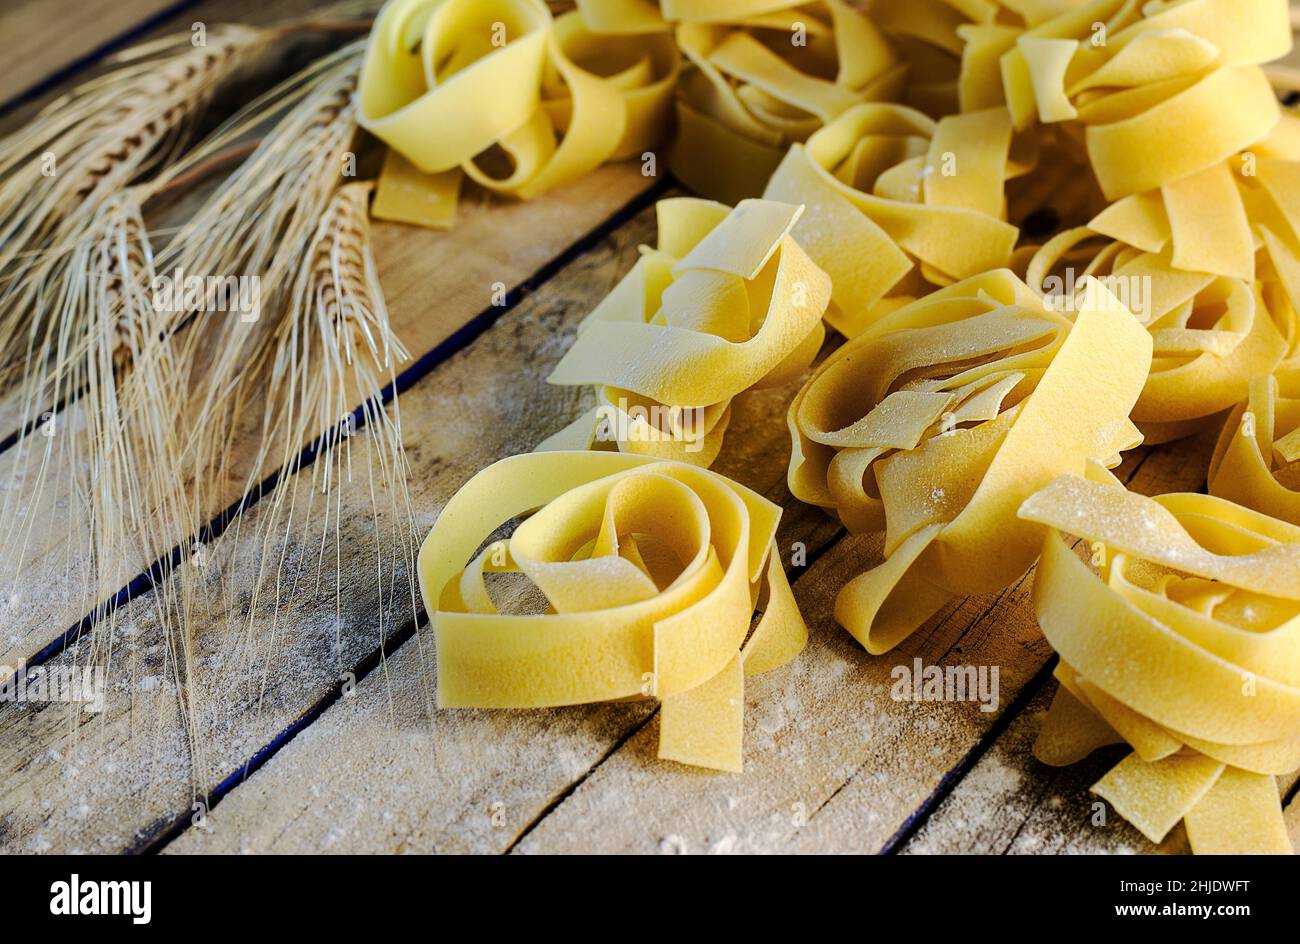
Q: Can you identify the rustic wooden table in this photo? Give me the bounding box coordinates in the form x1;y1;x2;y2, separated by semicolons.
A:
1;0;1297;855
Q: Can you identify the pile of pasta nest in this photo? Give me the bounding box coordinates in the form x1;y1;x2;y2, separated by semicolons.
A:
9;0;1298;854
369;0;1300;856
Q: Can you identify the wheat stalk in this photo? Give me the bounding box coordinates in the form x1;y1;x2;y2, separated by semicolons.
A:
99;43;399;788
0;31;368;776
0;191;203;758
0;12;395;800
162;42;366;471
0;26;268;616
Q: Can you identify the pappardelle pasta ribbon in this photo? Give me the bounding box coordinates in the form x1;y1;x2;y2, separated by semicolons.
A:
1025;226;1293;443
417;451;807;772
540;196;830;466
1021;464;1299;854
1210;367;1300;524
993;3;1300;304
763;101;1020;336
788;269;1151;653
662;0;906;204
988;0;1290;193
360;0;680;227
960;0;1295;285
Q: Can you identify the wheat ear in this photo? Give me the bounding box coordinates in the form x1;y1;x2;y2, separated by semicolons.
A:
0;26;270;393
0;192;202;755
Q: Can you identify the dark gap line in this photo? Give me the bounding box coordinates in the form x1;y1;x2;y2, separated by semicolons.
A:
0;382;87;457
151;484;849;853
877;653;1061;855
431;424;1185;850
28;176;673;853
997;755;1082;855
136;604;426;853
786;524;847;583
18;175;670;680
1284;773;1300;809
503;709;658;855
0;0;208;121
805;578;1029;828
872;446;1189;852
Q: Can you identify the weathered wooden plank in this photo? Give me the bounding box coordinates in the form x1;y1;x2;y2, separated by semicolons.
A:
0;0;183;108
0;195;682;853
0;0;371;659
158;477;842;855
892;432;1300;854
901;681;1300;854
5;0;1290;857
156;213;850;855
754;436;1219;855
899;434;1298;854
0;163;658;683
0;0;326;443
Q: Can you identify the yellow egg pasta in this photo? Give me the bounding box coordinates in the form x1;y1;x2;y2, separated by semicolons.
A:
1021;464;1300;854
788;269;1151;653
956;0;1295;273
416;451;807;772
1210;368;1300;524
368;0;1300;832
1026;227;1292;443
540;196;829;465
763;102;1020;336
360;0;679;227
661;0;906;204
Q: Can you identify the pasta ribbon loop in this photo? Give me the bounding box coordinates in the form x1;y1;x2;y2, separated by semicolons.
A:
541;196;830;465
788;269;1151;653
987;0;1289;200
360;0;680;227
659;0;905;204
1026;228;1292;443
763;101;1020;336
418;451;808;773
1210;368;1300;524
1021;467;1300;854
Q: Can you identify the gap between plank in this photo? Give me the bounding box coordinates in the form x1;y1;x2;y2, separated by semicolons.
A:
877;653;1061;855
874;451;1183;855
498;526;849;855
142;340;1184;854
136;601;424;852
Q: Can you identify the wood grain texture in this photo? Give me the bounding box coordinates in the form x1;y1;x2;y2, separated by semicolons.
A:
510;441;1212;854
0;0;184;107
160;201;849;855
899;430;1300;855
156;431;1222;856
5;0;1298;857
902;682;1300;855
